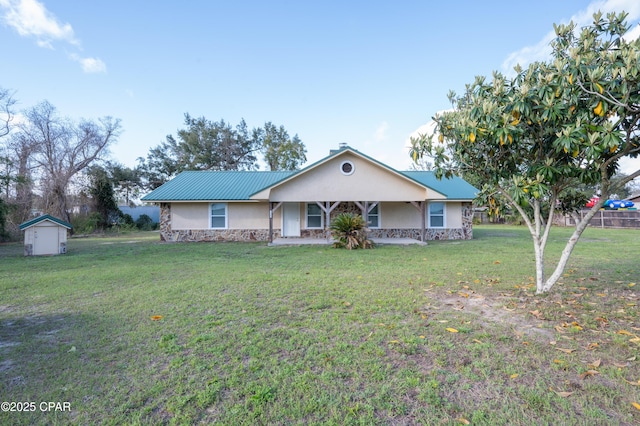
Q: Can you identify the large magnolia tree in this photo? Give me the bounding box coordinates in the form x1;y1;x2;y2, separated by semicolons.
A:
411;11;640;293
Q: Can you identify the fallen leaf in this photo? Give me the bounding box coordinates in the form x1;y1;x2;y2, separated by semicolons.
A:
579;370;600;379
419;335;426;339
556;348;575;354
553;359;565;364
588;359;601;369
472;339;483;344
67;346;76;353
494;260;501;264
343;301;351;307
510;373;519;379
617;330;634;336
555;391;574;397
529;310;545;320
457;418;471;425
624;379;639;386
151;315;163;321
388;340;400;344
446;327;459;333
586;342;599;350
614;362;629;368
458;292;469;298
628;356;637;361
633;402;640;411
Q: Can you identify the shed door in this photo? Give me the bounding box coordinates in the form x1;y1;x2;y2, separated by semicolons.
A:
282;203;300;237
34;226;59;255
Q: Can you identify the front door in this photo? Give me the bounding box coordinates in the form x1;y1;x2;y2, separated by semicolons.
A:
282;203;300;237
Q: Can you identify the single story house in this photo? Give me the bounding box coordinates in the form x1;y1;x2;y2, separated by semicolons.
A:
19;214;72;256
141;146;478;243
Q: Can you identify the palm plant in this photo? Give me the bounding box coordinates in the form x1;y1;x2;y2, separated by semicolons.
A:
329;213;373;250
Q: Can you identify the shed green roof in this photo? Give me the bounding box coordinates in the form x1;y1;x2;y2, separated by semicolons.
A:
19;214;72;230
142;171;295;201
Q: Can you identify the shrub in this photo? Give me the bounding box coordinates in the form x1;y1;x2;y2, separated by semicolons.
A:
71;212;102;235
121;213;135;226
329;213;373;250
135;214;155;231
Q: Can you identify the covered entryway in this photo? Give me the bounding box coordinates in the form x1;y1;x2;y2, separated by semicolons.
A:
282;202;300;237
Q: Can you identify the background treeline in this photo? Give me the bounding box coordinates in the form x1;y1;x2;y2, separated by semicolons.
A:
0;88;306;240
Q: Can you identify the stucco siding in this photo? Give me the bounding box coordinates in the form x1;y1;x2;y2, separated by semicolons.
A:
446;203;463;228
379;202;421;228
267;153;437;202
171;203;209;229
228;203;270;229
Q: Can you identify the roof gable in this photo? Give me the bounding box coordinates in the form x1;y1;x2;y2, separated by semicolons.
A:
251;148;434;201
19;214;72;230
140;147;478;202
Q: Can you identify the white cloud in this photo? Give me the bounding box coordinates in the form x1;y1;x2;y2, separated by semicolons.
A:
0;0;107;73
374;121;389;142
502;0;640;72
71;55;107;73
0;0;77;47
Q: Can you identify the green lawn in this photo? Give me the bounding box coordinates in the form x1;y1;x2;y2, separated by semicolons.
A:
1;226;639;425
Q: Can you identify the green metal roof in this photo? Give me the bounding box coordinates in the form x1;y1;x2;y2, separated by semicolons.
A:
141;147;478;202
19;214;72;230
402;171;478;200
141;171;295;201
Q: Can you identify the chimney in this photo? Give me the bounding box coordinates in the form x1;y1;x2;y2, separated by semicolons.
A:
330;143;348;155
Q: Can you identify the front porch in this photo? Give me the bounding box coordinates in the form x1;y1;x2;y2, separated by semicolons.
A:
268;236;427;246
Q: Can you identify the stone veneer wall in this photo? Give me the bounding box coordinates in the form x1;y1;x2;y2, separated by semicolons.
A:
159;203;279;242
159;202;474;242
367;202;473;241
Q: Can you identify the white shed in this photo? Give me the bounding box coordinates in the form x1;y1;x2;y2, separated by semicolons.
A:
19;215;72;256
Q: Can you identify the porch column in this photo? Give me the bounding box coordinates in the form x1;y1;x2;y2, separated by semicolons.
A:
410;201;426;243
421;201;426;242
269;202;282;243
354;201;367;222
317;201;340;242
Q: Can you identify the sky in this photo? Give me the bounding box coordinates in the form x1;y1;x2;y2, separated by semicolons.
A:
1;0;640;177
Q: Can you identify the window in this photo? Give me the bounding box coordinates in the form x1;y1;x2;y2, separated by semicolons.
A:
340;161;355;175
428;202;445;228
367;204;379;228
210;203;227;228
306;203;323;228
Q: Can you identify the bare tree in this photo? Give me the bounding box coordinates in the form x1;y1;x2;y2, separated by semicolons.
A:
0;87;16;139
17;101;121;222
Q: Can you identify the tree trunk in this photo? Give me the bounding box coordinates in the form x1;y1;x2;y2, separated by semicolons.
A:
537;201;606;293
533;236;545;293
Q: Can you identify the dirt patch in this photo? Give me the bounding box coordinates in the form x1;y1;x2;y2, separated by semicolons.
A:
428;292;555;340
